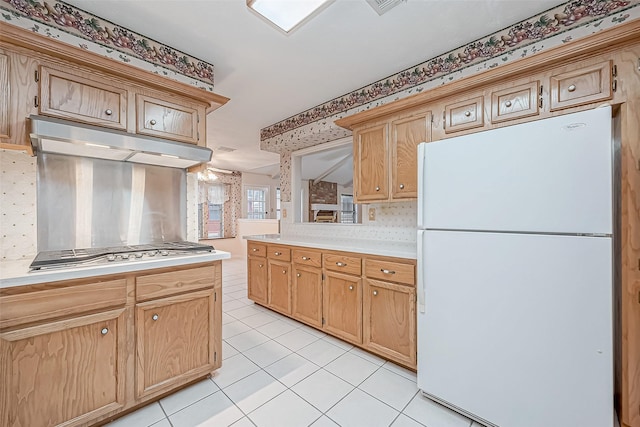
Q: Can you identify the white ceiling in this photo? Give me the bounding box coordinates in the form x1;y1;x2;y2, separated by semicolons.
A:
301;143;353;186
66;0;561;176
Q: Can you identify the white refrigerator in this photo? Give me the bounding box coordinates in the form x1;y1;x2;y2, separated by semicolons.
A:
416;106;614;427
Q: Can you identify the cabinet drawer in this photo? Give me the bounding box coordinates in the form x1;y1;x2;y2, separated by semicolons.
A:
267;245;291;262
136;94;201;144
0;278;127;329
248;242;267;257
550;60;612;111
136;265;215;302
365;259;415;286
292;248;322;268
324;253;362;276
444;96;484;133
39;66;127;129
491;81;539;123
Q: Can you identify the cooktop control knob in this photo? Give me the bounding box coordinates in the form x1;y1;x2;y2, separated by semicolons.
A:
134;252;143;258
160;250;169;256
106;254;116;262
122;253;130;260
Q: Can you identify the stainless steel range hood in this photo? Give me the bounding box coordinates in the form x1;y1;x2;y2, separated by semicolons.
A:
29;115;212;169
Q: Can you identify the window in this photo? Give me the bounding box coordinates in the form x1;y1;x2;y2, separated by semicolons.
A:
245;186;269;219
340;194;356;224
207;203;223;238
276;188;281;220
198;183;226;239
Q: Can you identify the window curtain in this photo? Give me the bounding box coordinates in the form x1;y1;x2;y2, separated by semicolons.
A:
208;184;228;205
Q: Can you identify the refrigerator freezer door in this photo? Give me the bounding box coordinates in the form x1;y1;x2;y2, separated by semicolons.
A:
417;230;613;427
419;106;612;234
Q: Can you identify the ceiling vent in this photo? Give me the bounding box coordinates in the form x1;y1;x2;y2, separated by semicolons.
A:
366;0;406;15
214;146;236;153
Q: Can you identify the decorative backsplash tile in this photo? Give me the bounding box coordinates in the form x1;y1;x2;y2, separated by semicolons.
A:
260;0;640;142
0;149;37;260
1;0;216;91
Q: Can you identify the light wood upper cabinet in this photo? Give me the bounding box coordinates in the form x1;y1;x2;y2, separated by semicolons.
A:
391;111;431;199
550;60;612;111
0;308;126;427
292;264;323;328
135;289;215;399
136;94;203;145
39;65;127;130
248;256;268;305
490;81;540;123
0;52;9;140
444;95;484;133
354;123;389;202
323;271;362;344
268;260;292;315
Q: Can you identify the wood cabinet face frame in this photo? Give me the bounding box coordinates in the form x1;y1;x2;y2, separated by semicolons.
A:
0;52;9;140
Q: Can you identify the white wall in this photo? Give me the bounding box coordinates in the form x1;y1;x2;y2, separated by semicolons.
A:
242;172;280;219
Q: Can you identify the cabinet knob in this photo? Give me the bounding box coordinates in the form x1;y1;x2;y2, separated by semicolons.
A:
282;270;287;274
252;248;258;252
152;314;159;321
297;273;301;277
399;184;404;189
349;285;354;291
381;269;396;275
302;256;310;260
149;119;157;125
464;111;471;117
105;109;113;116
274;252;281;256
568;84;577;92
336;262;346;267
101;327;109;335
505;101;512;108
375;186;380;191
373;290;378;296
259;264;263;268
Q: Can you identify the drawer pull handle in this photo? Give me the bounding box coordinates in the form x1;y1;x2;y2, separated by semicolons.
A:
274;252;282;256
152;314;159;321
349;285;354;291
150;119;157;125
297;273;301;277
336;262;347;267
375;186;380;191
399;184;404;189
464;111;471;117
282;270;287;274
259;264;263;268
568;84;576;92
373;290;378;296
101;327;109;335
252;248;258;252
504;101;512;108
381;269;396;275
105;109;113;116
302;256;310;260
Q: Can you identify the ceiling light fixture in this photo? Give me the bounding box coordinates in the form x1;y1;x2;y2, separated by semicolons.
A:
247;0;334;34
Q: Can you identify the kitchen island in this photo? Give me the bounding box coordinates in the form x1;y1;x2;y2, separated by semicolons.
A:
244;235;417;369
0;250;230;427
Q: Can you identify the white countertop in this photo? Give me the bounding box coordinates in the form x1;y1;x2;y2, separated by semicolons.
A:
243;234;416;259
0;251;231;289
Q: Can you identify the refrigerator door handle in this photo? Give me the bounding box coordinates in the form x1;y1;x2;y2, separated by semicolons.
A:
417;143;427;229
417;230;426;313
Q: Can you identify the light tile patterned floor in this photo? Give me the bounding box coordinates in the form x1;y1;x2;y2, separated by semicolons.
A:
109;258;477;427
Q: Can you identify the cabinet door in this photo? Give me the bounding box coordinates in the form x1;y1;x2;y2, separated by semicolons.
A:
323;271;362;344
268;260;291;315
363;279;416;368
354;123;388;202
292;265;323;328
136;94;203;144
39;66;127;129
550;60;612;111
490;81;540;123
136;289;215;399
444;95;484;133
248;257;268;305
391;111;431;199
0;309;126;427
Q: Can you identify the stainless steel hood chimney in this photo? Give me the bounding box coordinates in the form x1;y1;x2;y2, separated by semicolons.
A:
29;115;212;168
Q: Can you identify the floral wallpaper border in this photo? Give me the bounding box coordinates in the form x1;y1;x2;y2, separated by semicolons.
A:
1;0;215;90
260;0;640;141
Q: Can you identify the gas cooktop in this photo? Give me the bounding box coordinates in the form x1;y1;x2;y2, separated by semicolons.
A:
29;241;215;271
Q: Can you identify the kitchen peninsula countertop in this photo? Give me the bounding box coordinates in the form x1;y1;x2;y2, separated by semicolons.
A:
244;234;416;259
0;251;231;289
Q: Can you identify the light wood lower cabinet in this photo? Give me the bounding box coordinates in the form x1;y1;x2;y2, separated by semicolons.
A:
268;260;292;315
323;271;363;344
292;264;323;328
248;256;268;305
0;308;126;427
135;289;216;399
363;279;416;367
